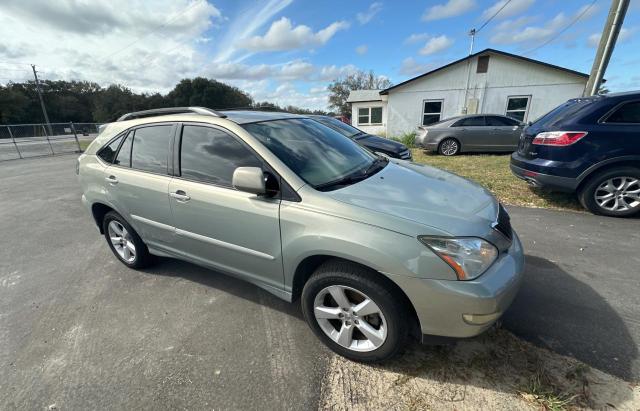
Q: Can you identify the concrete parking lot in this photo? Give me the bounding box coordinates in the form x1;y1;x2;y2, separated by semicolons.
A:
0;155;638;409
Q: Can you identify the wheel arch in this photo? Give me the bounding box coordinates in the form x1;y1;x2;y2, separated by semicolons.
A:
91;202;115;234
576;156;640;192
291;255;422;340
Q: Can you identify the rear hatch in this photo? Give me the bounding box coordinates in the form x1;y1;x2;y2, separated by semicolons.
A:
517;98;598;159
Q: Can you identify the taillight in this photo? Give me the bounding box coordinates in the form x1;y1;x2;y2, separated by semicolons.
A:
532;131;587;146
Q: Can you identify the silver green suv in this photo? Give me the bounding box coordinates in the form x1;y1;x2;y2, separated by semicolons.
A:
78;107;524;362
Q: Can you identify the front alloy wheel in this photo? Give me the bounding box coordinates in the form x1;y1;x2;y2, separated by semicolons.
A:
301;261;409;362
313;285;387;352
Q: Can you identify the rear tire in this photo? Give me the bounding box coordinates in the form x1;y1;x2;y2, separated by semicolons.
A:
438;138;460;156
578;167;640;217
301;260;409;363
103;211;154;268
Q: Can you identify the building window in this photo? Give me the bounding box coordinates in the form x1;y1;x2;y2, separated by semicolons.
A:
358;107;383;125
422;100;443;125
505;96;530;122
477;55;490;73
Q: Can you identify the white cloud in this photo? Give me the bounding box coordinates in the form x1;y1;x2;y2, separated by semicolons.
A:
419;35;454;55
588;27;634;47
357;2;383;24
422;0;476;21
0;0;222;93
356;45;368;55
309;86;327;94
490;5;598;46
206;60;357;83
480;0;534;21
247;81;332;110
213;0;293;63
318;64;359;81
404;33;431;44
240;17;349;52
494;15;537;32
399;58;436;76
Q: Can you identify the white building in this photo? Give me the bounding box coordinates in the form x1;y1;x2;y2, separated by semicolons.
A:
347;48;591;137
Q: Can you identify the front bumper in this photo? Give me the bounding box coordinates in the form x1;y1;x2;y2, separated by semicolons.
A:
386;231;525;339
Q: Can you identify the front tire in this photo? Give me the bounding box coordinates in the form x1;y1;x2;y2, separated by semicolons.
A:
438;138;460;156
301;260;409;362
103;211;154;268
578;167;640;217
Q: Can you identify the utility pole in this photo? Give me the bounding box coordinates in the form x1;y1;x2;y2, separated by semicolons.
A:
468;29;476;55
584;0;629;96
31;64;53;136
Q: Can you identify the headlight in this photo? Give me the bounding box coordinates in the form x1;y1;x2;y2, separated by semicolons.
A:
418;236;498;280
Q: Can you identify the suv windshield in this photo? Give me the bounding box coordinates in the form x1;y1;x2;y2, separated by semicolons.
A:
243;118;384;190
311;116;362;138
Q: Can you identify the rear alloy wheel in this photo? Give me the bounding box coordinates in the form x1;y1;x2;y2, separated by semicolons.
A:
103;211;154;268
438;138;459;156
579;167;640;217
301;261;409;362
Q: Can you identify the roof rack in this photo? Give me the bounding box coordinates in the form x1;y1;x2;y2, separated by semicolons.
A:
116;107;227;121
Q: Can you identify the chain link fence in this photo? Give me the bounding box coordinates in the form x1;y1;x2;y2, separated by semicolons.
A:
0;122;102;161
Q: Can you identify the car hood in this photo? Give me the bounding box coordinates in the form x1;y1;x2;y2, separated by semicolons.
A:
354;134;407;153
326;160;498;235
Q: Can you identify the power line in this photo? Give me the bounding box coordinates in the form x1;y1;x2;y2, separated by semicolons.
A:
476;0;512;34
101;0;206;61
523;0;598;55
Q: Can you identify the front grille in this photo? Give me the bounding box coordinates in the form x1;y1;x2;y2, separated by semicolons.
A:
494;204;513;240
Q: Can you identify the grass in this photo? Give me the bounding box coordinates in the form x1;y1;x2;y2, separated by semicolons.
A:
411;148;582;211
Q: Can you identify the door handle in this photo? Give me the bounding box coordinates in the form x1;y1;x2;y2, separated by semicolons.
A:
170;190;191;202
105;175;118;184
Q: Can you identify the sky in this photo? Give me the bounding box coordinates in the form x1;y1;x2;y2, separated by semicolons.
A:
0;0;638;110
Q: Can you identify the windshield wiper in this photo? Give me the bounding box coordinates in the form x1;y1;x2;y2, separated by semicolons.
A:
315;157;388;191
363;155;388;175
314;173;367;191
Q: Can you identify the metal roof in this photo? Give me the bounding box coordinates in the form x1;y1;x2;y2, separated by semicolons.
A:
380;48;591;95
347;89;383;103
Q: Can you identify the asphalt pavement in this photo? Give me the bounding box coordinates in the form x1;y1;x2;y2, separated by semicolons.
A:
0;155;638;409
504;206;640;380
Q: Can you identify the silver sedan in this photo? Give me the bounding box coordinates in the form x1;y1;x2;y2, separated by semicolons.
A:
415;114;525;156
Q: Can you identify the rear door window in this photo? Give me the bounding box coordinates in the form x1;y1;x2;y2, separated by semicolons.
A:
453;116;485;127
605;101;640;123
114;132;133;167
130;125;173;174
486;116;519;126
179;125;262;187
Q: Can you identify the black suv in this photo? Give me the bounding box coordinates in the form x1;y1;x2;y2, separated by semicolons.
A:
511;91;640;217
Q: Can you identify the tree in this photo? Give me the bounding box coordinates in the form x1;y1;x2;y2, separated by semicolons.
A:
328;70;392;117
166;77;252;109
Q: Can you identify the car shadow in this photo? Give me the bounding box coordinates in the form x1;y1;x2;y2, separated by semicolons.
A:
142;254;636;388
139;256;305;321
501;255;637;380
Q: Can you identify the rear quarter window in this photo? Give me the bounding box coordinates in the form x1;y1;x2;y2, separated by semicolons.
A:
97;135;123;163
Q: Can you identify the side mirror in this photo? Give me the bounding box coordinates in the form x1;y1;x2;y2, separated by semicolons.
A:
232;167;266;195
